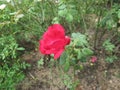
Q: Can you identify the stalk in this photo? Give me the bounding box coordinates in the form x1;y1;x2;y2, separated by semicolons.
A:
94;9;102;50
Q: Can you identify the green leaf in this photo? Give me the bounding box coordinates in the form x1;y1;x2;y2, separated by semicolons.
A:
58;4;66;10
77;50;82;59
103;40;115;52
74;64;80;70
59;52;67;65
38;58;44;66
105;56;118;63
63;74;72;88
118;10;120;19
81;48;93;56
106;19;116;29
80;57;87;62
17;47;25;51
71;33;88;46
58;9;67;17
64;60;70;72
71;58;77;65
52;17;59;24
66;13;73;22
79;64;84;70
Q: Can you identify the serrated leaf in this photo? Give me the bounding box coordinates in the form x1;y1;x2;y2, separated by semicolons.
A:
71;33;88;46
82;48;93;56
71;33;79;38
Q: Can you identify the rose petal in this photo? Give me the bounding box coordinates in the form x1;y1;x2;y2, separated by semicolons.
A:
65;36;71;45
45;24;65;39
54;49;64;59
39;40;46;54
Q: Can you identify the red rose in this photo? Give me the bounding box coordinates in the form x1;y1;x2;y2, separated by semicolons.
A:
39;24;70;59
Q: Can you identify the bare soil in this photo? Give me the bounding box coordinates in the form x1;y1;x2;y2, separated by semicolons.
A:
16;51;120;90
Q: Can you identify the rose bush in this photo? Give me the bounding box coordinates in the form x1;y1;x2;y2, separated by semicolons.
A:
39;24;70;59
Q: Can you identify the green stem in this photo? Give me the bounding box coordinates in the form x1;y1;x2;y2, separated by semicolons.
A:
82;14;87;33
94;9;102;50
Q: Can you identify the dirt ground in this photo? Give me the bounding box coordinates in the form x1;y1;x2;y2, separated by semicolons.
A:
16;51;120;90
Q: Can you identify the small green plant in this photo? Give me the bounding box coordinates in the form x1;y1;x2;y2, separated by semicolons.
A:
0;35;24;62
61;74;79;90
102;39;118;63
105;55;118;63
100;3;120;30
103;39;115;52
0;35;30;89
0;61;29;90
37;58;44;69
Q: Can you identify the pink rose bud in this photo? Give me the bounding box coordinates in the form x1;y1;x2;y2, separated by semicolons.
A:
90;56;97;63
